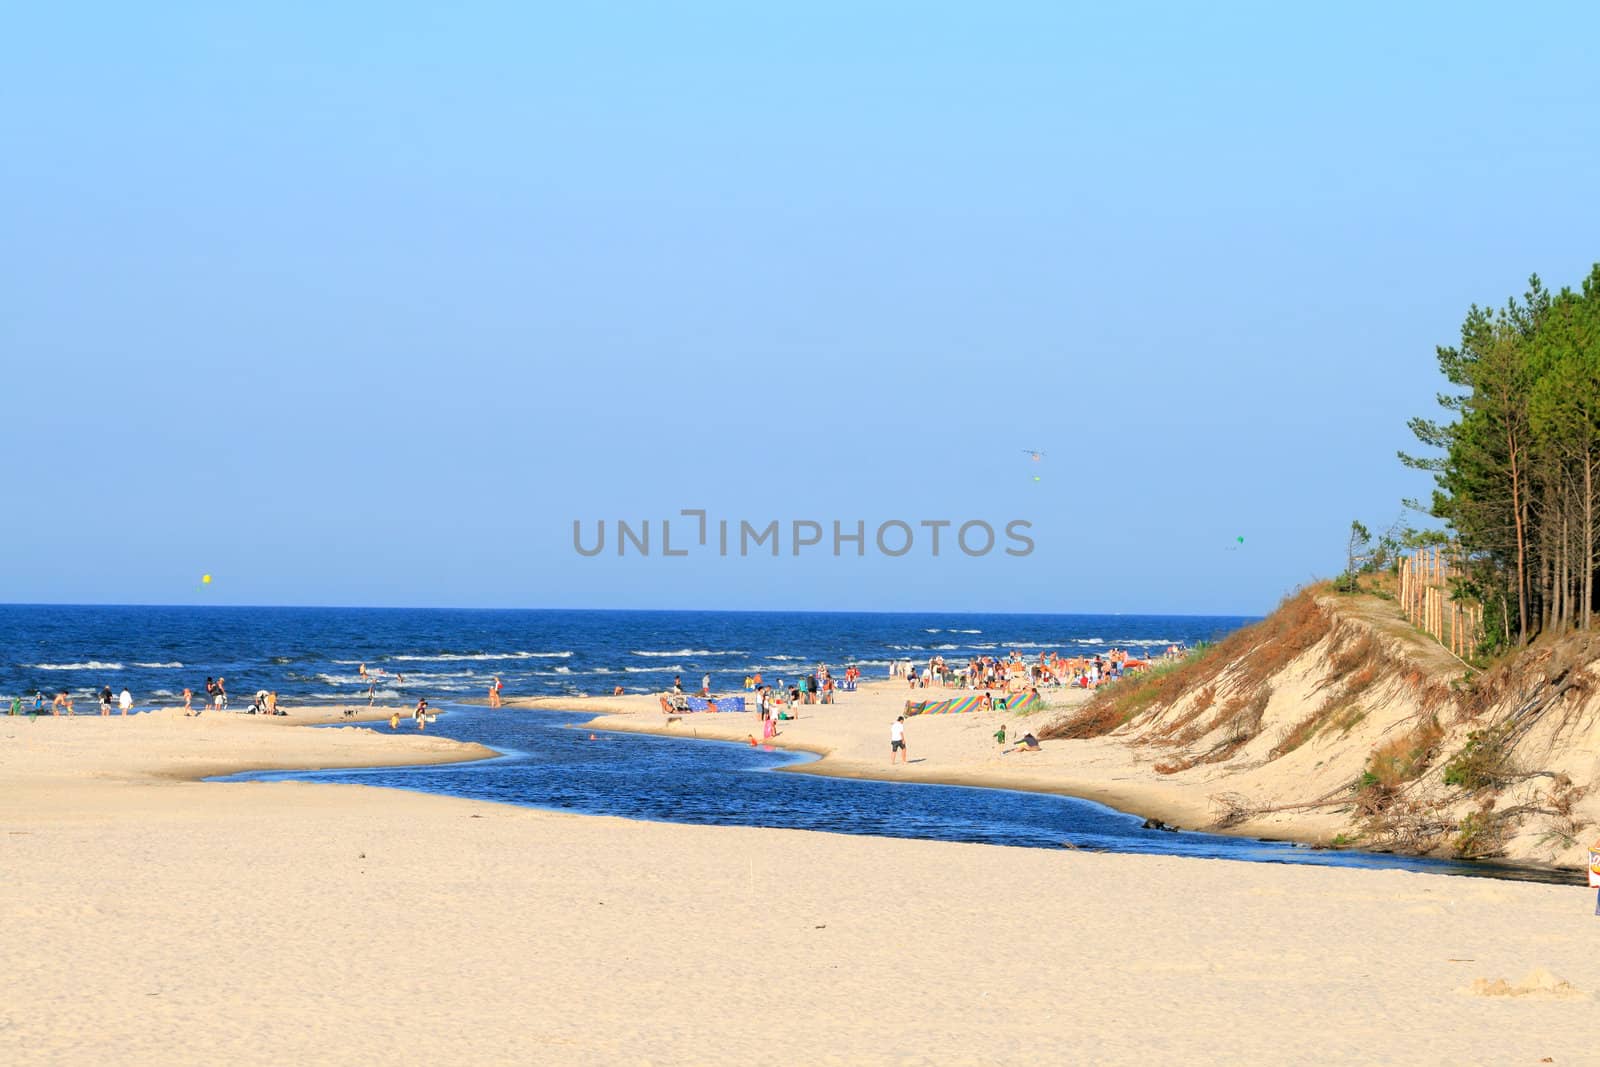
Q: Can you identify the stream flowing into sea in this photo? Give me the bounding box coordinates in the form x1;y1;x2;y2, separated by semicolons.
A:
3;604;1575;884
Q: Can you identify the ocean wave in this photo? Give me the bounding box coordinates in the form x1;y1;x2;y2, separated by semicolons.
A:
31;661;123;671
133;662;183;669
622;665;682;673
387;651;573;662
953;629;982;634
630;649;747;657
768;655;803;661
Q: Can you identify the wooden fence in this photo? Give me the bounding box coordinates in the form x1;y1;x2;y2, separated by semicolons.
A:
1397;546;1481;659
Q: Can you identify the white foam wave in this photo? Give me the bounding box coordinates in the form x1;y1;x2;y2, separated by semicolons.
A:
622;665;682;673
630;649;746;657
387;651;572;662
31;661;122;671
314;673;375;686
132;662;184;669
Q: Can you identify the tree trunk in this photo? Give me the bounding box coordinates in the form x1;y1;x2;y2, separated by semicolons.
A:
1586;451;1595;630
1509;429;1529;642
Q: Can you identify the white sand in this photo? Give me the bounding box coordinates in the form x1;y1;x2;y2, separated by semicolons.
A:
3;705;1597;1064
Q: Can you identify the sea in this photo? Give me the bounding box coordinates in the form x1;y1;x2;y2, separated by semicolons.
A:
4;604;1574;883
0;604;1250;707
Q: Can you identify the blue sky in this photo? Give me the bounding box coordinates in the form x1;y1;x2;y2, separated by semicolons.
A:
3;3;1597;614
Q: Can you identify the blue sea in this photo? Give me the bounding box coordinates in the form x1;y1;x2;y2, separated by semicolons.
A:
4;604;1572;883
0;604;1250;707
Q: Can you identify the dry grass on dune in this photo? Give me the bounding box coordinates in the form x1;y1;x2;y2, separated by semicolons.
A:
1041;586;1332;743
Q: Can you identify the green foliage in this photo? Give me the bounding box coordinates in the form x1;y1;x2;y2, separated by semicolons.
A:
1401;265;1600;648
1452;808;1504;859
1442;726;1515;790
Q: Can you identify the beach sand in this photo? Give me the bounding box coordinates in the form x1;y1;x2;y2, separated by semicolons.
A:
4;703;1597;1064
513;680;1339;840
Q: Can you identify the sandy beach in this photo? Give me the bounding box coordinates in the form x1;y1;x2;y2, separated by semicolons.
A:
511;680;1340;843
2;701;1596;1065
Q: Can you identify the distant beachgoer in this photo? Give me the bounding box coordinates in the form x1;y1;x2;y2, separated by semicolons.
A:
891;716;907;764
613;686;625;696
701;673;710;697
9;695;20;716
182;687;193;713
215;678;228;711
367;682;377;707
119;688;133;715
34;692;45;714
53;691;71;716
358;663;368;679
1013;733;1041;753
672;675;683;695
389;711;400;730
414;697;429;730
100;687;113;716
994;724;1007;745
488;676;503;708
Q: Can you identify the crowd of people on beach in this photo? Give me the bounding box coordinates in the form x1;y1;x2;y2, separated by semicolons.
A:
890;646;1177;692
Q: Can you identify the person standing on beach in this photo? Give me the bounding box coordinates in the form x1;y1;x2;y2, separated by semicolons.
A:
10;695;21;716
53;691;71;716
890;716;907;764
701;673;710;697
182;687;193;713
119;688;133;716
215;677;227;711
487;676;502;708
100;686;113;716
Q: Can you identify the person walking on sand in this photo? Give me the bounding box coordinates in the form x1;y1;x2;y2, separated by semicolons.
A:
182;687;193;714
100;686;113;716
119;688;133;716
53;691;71;716
487;676;502;708
215;677;228;711
701;673;710;697
890;715;907;765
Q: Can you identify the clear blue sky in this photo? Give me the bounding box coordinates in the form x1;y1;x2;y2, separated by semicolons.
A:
3;3;1597;614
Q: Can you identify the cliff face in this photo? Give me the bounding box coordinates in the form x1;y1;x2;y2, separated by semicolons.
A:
1044;587;1600;868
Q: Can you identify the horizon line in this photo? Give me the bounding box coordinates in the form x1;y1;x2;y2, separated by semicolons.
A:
0;600;1266;619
